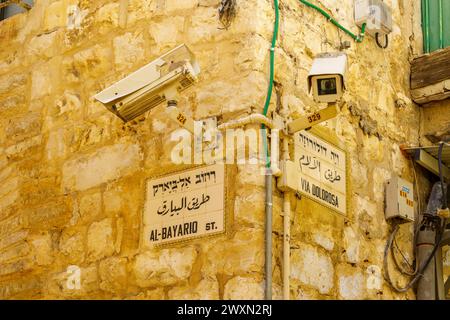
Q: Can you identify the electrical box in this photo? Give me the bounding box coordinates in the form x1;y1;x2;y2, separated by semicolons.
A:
354;0;393;36
385;176;415;222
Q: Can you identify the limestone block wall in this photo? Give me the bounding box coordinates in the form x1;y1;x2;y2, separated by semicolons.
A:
0;0;430;299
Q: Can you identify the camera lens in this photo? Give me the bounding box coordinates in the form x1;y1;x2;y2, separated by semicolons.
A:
318;78;337;95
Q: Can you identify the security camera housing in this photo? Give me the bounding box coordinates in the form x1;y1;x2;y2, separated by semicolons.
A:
94;44;200;122
308;52;347;103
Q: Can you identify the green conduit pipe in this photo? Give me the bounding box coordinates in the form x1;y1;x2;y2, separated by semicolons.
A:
262;0;279;301
298;0;366;42
261;0;279;167
262;0;369;300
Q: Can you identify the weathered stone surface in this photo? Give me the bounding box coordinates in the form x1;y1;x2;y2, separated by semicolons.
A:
62;143;141;192
43;1;67;31
343;226;360;264
291;245;334;294
224;277;264;300
72;45;113;78
5;136;43;159
127;287;166;300
133;247;198;287
166;0;199;12
0;0;429;300
59;229;85;264
28;31;61;60
113;32;146;70
30;233;53;266
5;113;41;143
46;128;68;160
87;218;115;261
202;229;264;276
0;73;27;95
167;278;219;300
25;201;72;230
0;94;26;115
79;192;102;222
312;233;335;252
95;3;119;34
31;65;52;100
150;17;185;49
99;256;127;293
0;276;41;299
338;271;366;300
0;243;29;264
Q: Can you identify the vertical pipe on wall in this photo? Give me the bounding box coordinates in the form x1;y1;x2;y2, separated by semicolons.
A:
265;170;273;300
282;137;291;300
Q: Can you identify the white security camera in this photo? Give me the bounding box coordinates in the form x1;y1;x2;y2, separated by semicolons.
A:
308;52;347;103
94;44;200;122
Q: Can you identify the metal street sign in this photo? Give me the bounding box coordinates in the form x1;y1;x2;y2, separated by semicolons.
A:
143;164;225;246
294;131;347;215
288;104;338;134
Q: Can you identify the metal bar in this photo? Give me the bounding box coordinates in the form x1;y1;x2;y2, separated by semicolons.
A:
283;192;290;300
282;137;291;300
417;228;437;300
265;170;273;300
414;149;450;181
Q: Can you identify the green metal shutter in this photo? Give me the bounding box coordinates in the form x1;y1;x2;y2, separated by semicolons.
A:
422;0;450;53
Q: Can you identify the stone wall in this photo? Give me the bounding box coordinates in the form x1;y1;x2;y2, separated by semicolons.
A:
0;0;432;299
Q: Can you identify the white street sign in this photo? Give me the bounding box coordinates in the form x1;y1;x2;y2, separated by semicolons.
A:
143;163;225;246
294;131;347;215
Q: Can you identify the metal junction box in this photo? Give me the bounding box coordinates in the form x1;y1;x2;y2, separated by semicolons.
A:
385;176;415;222
354;0;393;36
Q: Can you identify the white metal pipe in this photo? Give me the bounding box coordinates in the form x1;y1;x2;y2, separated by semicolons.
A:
264;169;273;300
282;137;291;300
271;129;282;177
217;114;274;131
218;113;276;301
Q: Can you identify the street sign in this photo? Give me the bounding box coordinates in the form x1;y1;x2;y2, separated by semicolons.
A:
288;104;338;134
293;131;347;215
143;163;225;246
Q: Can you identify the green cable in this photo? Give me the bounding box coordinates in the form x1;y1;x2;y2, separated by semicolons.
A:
299;0;366;43
262;0;279;169
262;1;365;169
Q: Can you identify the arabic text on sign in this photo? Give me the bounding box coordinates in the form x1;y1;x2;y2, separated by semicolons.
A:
157;193;211;216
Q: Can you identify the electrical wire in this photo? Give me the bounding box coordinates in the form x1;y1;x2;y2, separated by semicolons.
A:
261;0;280;169
388;160;424;277
384;218;443;293
384;143;448;293
375;32;389;49
391;219;423;276
298;0;366;43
